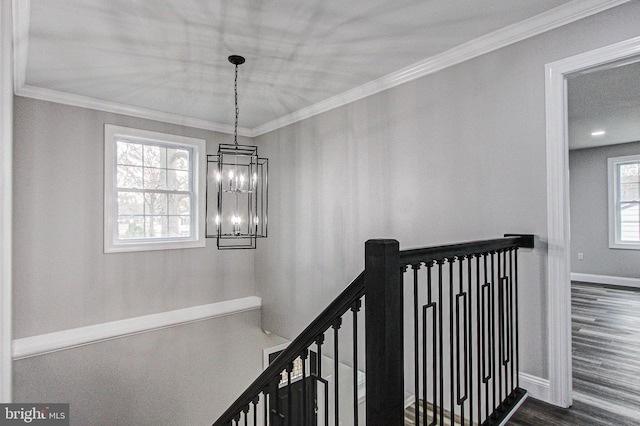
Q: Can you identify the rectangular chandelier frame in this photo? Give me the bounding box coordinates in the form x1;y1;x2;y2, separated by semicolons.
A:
206;144;268;249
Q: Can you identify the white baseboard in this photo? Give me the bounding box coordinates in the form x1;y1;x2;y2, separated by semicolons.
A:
519;372;550;403
12;296;261;360
571;273;640;289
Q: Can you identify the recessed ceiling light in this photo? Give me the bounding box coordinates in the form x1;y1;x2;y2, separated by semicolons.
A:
591;130;606;137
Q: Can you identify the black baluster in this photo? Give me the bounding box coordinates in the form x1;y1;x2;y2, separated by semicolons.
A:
456;256;468;426
476;254;482;426
467;255;474;426
449;258;455;424
301;349;308;426
483;253;491;420
287;363;293;425
509;248;515;395
272;375;283;426
424;261;436;426
263;388;268;426
316;333;328;426
316;334;324;378
514;248;520;390
490;251;497;416
502;250;511;401
252;396;259;426
333;317;342;426
497;250;504;410
351;300;361;425
437;259;445;425
412;263;421;426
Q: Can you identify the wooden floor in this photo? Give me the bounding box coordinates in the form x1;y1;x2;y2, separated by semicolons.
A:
508;281;640;425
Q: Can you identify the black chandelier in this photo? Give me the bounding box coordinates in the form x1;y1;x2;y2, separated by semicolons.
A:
206;55;268;249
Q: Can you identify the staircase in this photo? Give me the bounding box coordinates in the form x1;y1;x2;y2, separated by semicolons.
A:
212;235;534;425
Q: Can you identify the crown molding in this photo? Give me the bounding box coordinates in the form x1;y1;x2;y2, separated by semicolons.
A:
12;0;629;138
12;296;262;360
15;85;254;137
251;0;630;136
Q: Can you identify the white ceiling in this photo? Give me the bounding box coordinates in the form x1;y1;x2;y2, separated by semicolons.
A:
568;57;640;150
14;0;630;136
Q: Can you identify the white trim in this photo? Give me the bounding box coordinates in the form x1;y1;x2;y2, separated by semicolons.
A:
103;124;206;253
404;393;415;409
545;35;640;408
15;85;253;137
12;1;628;137
12;296;261;360
11;0;27;92
519;373;550;403
608;154;640;250
571;272;640;289
262;341;290;370
1;0;13;403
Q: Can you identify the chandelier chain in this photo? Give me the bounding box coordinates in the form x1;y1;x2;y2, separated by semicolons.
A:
234;63;239;146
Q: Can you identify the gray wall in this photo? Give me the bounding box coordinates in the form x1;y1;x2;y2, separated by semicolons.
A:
570;141;640;279
12;97;281;424
13;97;257;337
254;2;640;382
13;310;284;426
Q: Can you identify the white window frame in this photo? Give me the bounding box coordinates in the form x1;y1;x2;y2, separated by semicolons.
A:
608;154;640;250
104;124;206;253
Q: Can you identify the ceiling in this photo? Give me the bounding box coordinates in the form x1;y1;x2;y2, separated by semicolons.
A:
568;57;640;150
14;0;630;136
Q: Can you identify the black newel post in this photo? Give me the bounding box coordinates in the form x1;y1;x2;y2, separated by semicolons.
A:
365;239;404;425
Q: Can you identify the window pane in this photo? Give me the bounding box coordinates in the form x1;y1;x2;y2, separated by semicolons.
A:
144;168;167;190
169;194;190;215
145;216;168;238
620;202;640;242
620;182;639;201
168;148;190;170
144;193;167;215
168;216;191;237
117;165;143;189
117;192;144;215
167;170;190;191
117;141;143;166
143;145;166;168
117;216;145;239
620;163;639;182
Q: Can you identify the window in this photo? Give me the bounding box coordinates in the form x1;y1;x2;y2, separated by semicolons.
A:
104;125;205;253
608;154;640;250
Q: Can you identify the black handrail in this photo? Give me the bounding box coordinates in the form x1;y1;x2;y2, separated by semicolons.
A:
212;272;365;426
399;234;534;266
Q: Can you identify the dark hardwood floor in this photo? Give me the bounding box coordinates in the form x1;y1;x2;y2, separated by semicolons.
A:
508;281;640;425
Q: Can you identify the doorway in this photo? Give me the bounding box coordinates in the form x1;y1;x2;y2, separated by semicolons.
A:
545;35;640;408
264;344;319;425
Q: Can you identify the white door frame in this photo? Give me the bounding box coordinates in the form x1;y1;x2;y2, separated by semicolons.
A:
545;35;640;408
0;0;13;402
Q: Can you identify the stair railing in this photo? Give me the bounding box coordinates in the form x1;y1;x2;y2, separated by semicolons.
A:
212;234;534;425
